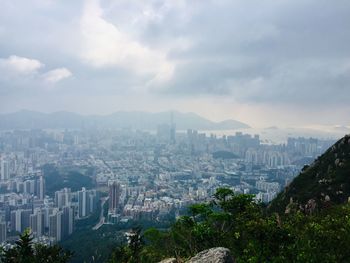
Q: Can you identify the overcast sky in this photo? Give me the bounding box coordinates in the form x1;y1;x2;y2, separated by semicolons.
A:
0;0;349;127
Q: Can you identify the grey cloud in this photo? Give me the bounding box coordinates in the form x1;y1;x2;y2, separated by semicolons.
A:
137;0;350;106
0;0;349;122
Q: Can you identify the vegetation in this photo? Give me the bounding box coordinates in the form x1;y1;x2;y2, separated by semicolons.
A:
270;135;350;213
59;199;119;263
0;230;72;263
60;195;173;263
74;198;102;230
6;136;350;262
108;227;144;263
60;224;126;263
108;187;350;262
42;164;94;196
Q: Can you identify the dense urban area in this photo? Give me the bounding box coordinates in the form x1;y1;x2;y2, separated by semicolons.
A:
0;122;335;248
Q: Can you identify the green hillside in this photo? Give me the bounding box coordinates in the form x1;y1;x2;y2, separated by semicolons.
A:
269;134;350;214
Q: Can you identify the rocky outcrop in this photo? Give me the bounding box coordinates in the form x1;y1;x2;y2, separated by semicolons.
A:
159;259;177;263
158;247;235;263
187;247;234;263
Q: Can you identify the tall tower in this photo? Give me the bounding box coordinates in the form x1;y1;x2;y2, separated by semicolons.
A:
170;111;176;144
78;187;88;218
36;176;45;200
0;158;9;181
108;181;121;214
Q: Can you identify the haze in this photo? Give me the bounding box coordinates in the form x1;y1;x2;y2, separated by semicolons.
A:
0;0;349;127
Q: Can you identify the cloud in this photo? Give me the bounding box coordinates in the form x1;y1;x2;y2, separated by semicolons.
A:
43;68;72;83
79;0;174;83
0;55;44;74
0;55;72;92
0;0;350;126
147;0;350;107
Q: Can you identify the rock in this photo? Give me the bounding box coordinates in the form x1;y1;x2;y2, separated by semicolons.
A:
187;247;234;263
304;199;317;215
335;158;340;166
159;258;177;263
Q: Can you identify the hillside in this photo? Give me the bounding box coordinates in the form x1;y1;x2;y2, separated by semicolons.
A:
0;110;249;130
269;134;350;214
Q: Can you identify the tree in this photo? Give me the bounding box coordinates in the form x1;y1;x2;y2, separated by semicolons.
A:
128;227;144;263
0;229;72;263
109;227;146;263
109;188;350;262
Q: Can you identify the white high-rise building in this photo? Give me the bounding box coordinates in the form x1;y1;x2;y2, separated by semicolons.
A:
37;176;45;200
55;188;71;208
78;188;97;218
78;187;88;218
30;209;45;238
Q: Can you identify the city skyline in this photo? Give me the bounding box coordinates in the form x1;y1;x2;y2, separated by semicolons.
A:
0;0;349;127
0;126;334;245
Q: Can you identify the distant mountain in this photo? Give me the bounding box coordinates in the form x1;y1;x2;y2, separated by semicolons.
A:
269;135;350;214
333;125;350;132
0;110;250;130
264;126;279;130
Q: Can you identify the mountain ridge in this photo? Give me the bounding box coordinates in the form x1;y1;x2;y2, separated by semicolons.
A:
0;110;250;130
269;134;350;214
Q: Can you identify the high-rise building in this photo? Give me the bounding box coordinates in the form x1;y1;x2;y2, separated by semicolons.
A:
78;187;97;218
78;187;88;218
42;207;53;229
108;181;121;214
36;176;45;200
61;206;74;239
20;209;32;233
0;222;6;243
55;188;71;208
88;190;97;214
10;210;22;232
30;214;37;236
24;180;35;194
0;159;9;181
49;209;62;242
30;209;45;238
10;209;32;233
170;112;176;144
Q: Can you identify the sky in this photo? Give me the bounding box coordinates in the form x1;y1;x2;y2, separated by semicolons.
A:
0;0;349;128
